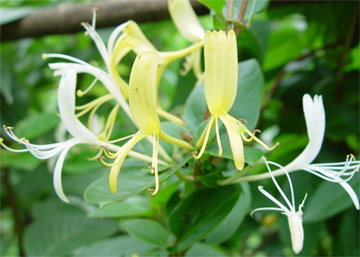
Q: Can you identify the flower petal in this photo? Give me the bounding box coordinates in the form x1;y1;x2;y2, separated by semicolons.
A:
168;0;205;42
57;69;98;142
339;181;359;210
204;30;238;114
109;131;148;193
218;113;244;170
285;94;325;171
53;139;80;203
129;50;161;133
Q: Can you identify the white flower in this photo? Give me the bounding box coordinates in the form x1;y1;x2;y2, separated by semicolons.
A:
251;157;307;254
284;94;325;171
237;94;360;210
1;69;101;203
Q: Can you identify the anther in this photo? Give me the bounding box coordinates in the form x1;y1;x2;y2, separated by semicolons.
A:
148;166;156;175
238;118;248;124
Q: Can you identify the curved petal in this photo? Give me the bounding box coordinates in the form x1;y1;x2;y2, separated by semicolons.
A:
285;94;325;171
53;139;81;203
109;131;148;193
218;113;244;170
51;63;132;120
168;0;205;42
129;50;160;133
339;181;359;210
58;69;98;142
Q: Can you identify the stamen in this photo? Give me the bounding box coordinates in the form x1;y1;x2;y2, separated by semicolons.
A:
195;116;215;159
101;104;120;141
86;148;104;161
91;7;98;30
215;118;222;156
77;78;98;97
263;158;296;212
148;166;155;175
100;158;115;167
238;118;248;124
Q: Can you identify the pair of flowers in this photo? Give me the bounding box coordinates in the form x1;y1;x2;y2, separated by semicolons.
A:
251;94;359;254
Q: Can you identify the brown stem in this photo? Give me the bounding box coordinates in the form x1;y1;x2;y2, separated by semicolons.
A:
1;167;25;256
226;0;235;31
237;0;249;22
0;0;208;42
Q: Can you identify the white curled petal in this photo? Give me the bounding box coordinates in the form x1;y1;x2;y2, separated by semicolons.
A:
285;94;325;171
339;181;360;210
58;69;98;142
53;139;81;203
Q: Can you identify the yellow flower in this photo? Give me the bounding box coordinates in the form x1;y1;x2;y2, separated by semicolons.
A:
108;20;203;126
105;50;193;195
168;0;205;80
195;30;277;170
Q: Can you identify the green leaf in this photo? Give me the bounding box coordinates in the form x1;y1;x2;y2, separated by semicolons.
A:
303;174;359;223
123;219;168;246
205;183;251;244
84;156;192;207
0;7;39;25
14;112;60;140
183;82;207;136
197;0;226;16
186;243;228;257
24;201;118;256
73;236;154;256
88;196;153;218
168;185;242;251
263;20;303;71
229;58;263;131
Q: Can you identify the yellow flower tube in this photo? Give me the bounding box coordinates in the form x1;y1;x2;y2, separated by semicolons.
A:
196;30;277;171
108;50;192;195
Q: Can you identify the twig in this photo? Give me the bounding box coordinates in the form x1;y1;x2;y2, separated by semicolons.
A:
237;0;249;22
0;0;208;42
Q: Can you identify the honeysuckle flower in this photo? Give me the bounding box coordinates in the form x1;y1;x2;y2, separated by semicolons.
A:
234;94;360;209
1;70;100;203
195;30;277;170
1;69;161;203
103;50;193;195
168;0;205;80
251;157;307;254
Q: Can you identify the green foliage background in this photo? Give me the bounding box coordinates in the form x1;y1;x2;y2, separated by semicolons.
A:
0;0;359;256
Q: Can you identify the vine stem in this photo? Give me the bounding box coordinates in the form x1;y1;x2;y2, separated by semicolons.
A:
226;0;235;31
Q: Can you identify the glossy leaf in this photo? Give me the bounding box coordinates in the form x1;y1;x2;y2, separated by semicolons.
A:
14;112;60;140
168;185;242;251
88;196;153;218
123;219;168;246
84;156;192;207
73;235;154;256
24;201;117;256
205;183;251;244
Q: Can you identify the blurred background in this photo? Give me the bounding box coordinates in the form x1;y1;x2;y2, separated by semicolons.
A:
0;0;359;256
